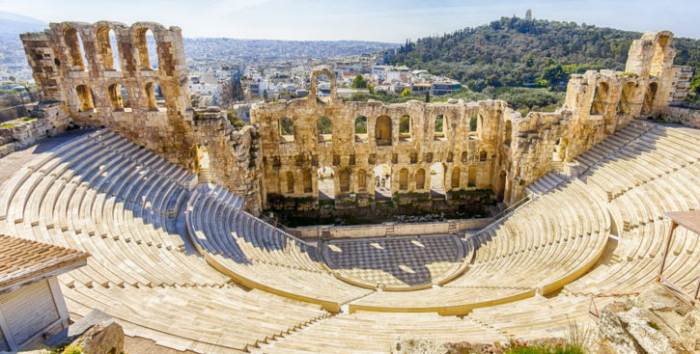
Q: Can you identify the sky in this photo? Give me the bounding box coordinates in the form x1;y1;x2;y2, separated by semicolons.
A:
1;0;699;43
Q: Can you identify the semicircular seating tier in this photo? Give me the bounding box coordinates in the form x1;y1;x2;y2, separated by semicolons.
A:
0;130;330;353
2;119;700;353
185;159;611;314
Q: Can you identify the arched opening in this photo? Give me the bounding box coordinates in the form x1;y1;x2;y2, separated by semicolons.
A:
279;117;295;142
314;72;331;99
617;82;636;115
650;34;671;77
552;138;562;161
195;145;210;182
399;115;411;141
375;115;392;146
75;84;94;112
144;82;158;110
108;83;124;110
373;164;391;199
479;150;488;162
303;169;313;193
285;171;295;194
429;163;445;196
354;115;368;142
461;151;469;163
357;169;367;192
339;169;351;193
504;120;512;147
468;165;477;187
469;115;478;132
415;168;426;190
590;82;609;115
451;167;461;189
434;114;445;140
399;168;409;191
96;27;121;71
136;28;158;70
318;115;332;143
317;167;335;200
64;27;87;71
497;171;507;200
642;82;658;115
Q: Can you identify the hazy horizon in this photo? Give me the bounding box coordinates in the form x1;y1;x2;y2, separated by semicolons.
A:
1;0;699;43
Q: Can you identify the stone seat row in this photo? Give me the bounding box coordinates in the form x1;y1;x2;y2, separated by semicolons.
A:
186;184;373;311
0;129;336;353
63;282;328;353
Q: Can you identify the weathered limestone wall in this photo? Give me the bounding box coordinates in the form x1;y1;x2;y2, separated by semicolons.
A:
252;31;680;210
0;102;71;158
21;21;193;166
661;106;700;129
20;21;262;212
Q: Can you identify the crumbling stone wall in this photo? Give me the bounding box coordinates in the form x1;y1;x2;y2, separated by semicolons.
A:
252;31;680;211
20;21;262;211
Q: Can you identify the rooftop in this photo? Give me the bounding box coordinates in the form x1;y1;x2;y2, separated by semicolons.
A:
0;235;89;292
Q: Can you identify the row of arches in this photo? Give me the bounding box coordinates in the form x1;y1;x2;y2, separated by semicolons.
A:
279;163;482;198
278;113;488;145
75;81;165;112
62;24;160;73
589;81;659;116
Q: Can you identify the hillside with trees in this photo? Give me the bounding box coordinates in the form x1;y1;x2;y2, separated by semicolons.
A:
385;16;700;104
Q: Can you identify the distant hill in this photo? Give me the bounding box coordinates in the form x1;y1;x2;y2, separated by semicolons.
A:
0;12;45;35
384;16;700;92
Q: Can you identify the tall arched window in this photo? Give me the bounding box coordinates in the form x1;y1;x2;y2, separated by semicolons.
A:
375;115;392;146
136;28;158;70
617;82;636;114
279;117;294;142
434;114;445;140
468;166;477;187
318;116;332;142
469;115;478;132
399;168;409;191
303;169;313;193
642;82;658;115
285;171;295;194
357;169;367;192
451;167;461;189
590;82;609;115
108;83;124;110
479;150;488;162
96;27;121;71
354;115;368;142
144;82;158;110
339;169;351;193
75;84;94;112
64;27;86;71
415;168;426;190
399;115;411;141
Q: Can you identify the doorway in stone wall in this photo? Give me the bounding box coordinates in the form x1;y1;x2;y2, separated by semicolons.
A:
429;163;446;197
317;167;335;201
373;164;392;200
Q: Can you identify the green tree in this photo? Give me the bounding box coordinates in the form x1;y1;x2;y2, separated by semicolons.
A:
540;64;569;90
400;88;412;97
351;75;368;89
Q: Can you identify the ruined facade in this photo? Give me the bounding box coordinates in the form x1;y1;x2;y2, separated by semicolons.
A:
21;23;682;217
252;32;679;214
20;21;262;212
